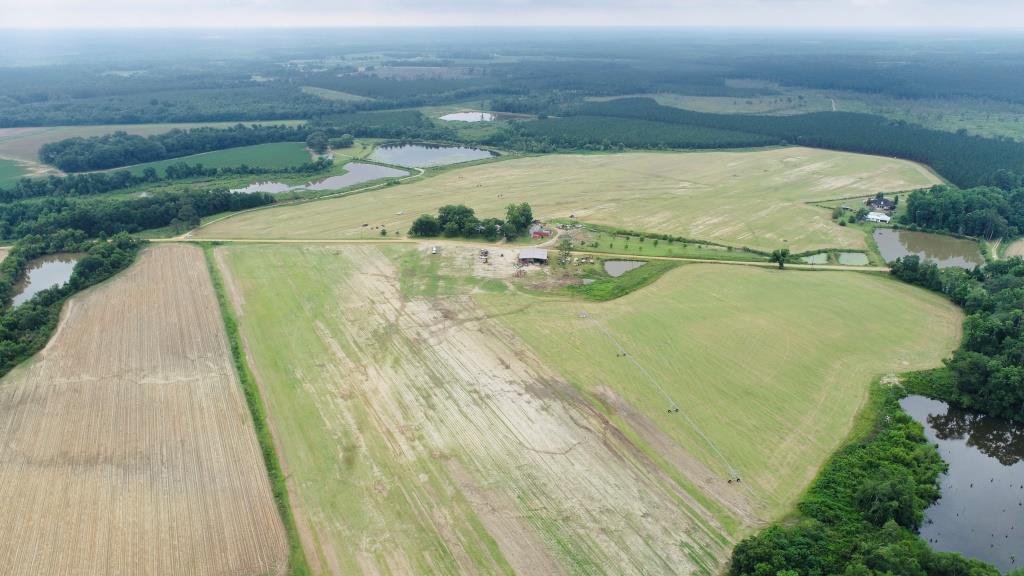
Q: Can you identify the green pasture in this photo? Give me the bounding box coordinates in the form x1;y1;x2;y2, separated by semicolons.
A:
119;142;311;175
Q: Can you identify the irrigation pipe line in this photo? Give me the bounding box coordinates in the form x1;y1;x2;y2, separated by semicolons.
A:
579;310;742;482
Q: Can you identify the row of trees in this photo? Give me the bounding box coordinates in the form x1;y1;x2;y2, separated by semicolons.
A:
39;124;315;172
0;188;273;240
900;184;1024;240
0;157;331;203
409;202;533;240
890;255;1024;423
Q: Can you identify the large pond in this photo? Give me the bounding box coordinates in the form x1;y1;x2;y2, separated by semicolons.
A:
874;229;984;269
368;144;494;168
900;395;1024;571
604;260;646;277
11;253;81;306
439;112;494;122
230;162;408;194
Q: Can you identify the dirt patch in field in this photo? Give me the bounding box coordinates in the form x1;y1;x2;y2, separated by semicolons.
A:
0;244;288;575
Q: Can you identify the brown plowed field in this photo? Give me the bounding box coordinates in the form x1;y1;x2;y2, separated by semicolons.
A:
0;244;288;575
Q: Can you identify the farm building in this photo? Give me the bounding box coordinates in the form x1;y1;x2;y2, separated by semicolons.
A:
518;248;549;264
866;197;896;211
865;212;891;223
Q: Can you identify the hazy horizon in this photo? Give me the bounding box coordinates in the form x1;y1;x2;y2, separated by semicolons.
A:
3;0;1024;30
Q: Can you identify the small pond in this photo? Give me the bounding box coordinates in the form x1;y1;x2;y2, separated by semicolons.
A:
900;395;1024;571
230;163;409;194
11;253;82;306
368;144;494;168
837;252;869;266
604;260;646;277
874;229;984;269
801;253;828;264
439;112;494;122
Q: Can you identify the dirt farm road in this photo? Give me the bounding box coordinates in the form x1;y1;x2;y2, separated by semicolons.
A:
156;237;891;272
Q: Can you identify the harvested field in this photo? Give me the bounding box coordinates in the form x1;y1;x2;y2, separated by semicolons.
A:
197;147;941;252
217;243;744;575
1004;238;1024;258
0;244;288;575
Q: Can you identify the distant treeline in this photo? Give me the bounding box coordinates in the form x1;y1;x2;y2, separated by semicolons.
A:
0;232;143;375
40;124;314;172
490;115;775;152
0;157;331;203
730;385;1004;576
0;189;272;239
890;256;1024;424
313;110;456;141
901;183;1024;239
520;98;1024;188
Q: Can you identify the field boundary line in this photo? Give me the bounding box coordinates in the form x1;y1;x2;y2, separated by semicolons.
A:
202;245;311;576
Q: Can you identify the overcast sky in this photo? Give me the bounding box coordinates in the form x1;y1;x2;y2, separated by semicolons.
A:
2;0;1023;29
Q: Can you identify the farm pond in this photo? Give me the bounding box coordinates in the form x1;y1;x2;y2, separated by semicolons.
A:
368;144;494;167
604;260;646;277
874;229;984;269
900;395;1024;571
231;162;408;194
11;253;81;306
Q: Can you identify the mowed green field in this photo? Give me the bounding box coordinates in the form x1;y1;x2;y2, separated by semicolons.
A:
197;147;940;252
477;264;962;520
0;158;27;187
119;141;311;175
215;243;961;574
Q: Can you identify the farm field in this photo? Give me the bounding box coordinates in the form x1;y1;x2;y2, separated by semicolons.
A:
1004;238;1024;258
0;120;305;174
215;242;961;574
0;244;288;575
197;147;940;252
0;158;27;187
119;141;311;175
478;263;963;519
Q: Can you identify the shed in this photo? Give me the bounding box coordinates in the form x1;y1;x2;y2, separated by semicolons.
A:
518;248;549;264
865;212;891;223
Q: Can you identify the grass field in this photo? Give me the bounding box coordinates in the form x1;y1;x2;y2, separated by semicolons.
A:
119;141;311;175
215;242;961;574
198;147;940;252
0;158;27;187
0;244;288;575
478;263;962;520
0;120;305;174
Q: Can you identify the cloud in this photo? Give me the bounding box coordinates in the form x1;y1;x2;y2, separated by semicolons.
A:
1;0;1022;28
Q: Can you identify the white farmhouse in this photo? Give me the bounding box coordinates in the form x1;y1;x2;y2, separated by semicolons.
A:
865;212;892;223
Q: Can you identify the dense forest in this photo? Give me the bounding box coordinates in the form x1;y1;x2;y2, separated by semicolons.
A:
39;124;313;171
890;256;1024;423
551;98;1024;188
901;184;1024;239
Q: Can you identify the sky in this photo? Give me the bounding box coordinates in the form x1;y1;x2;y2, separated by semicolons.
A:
2;0;1023;29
